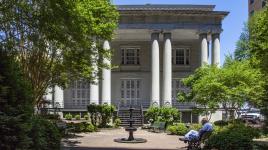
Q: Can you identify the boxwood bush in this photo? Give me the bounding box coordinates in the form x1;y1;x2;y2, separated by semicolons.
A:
84;115;89;120
65;113;72;120
204;123;260;150
67;122;96;133
114;118;121;128
75;115;81;120
167;123;188;135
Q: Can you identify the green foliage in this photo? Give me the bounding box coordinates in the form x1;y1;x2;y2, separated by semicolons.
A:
179;58;265;119
84;115;89;120
67;122;96;133
0;53;34;149
235;23;250;61
65;113;72;120
204;123;260;150
0;0;119;107
75;115;81;120
99;104;115;127
114;118;121;128
87;104;115;127
145;106;180;126
189;123;202;131
214;120;229;127
85;122;96;132
249;5;268;133
29;116;61;150
167;123;188;135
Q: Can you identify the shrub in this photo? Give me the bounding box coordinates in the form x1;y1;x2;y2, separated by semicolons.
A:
67;122;96;133
114;118;121;128
85;122;95;132
29;116;61;150
166;123;188;135
167;125;178;135
214;120;229;127
204;123;260;150
84;115;89;120
99;104;115;127
75;115;81;120
65;113;72;120
189;123;202;131
87;104;115;127
145;106;180;126
0;54;34;149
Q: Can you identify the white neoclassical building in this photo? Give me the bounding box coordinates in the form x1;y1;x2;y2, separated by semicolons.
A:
49;4;228;123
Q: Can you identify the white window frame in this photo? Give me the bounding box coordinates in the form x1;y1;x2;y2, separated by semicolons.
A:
121;47;140;65
70;79;90;106
120;79;141;105
173;47;190;65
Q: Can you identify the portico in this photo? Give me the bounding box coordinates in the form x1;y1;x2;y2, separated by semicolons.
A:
60;4;228;123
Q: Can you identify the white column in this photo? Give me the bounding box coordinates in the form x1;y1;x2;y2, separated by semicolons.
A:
200;33;208;65
151;33;160;105
212;33;220;67
90;41;99;104
101;40;111;104
54;86;64;108
162;33;172;106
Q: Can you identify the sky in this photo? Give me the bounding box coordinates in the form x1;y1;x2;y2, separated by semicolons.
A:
113;0;248;65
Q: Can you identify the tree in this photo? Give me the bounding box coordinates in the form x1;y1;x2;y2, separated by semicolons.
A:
0;52;34;149
234;23;250;61
0;0;119;108
178;57;265;120
249;5;268;132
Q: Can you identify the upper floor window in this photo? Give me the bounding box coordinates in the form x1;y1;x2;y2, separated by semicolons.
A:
173;48;190;65
250;0;254;4
121;47;140;65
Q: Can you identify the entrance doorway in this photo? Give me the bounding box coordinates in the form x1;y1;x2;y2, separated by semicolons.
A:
120;79;141;107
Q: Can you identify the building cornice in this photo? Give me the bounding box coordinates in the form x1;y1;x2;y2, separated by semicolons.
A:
116;4;216;11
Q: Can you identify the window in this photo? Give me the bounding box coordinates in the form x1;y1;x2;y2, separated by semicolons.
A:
250;0;254;4
173;48;190;65
121;47;140;65
70;80;90;106
120;79;141;105
172;79;189;100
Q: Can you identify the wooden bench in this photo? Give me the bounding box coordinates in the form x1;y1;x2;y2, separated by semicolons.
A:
150;121;166;133
183;131;212;150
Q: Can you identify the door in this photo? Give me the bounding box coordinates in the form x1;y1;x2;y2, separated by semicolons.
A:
121;79;141;107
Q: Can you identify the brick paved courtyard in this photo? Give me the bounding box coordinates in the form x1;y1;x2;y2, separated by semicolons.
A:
61;128;187;150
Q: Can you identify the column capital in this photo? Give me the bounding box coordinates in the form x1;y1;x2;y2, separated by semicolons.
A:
212;33;220;39
163;32;172;40
199;32;208;37
151;32;160;40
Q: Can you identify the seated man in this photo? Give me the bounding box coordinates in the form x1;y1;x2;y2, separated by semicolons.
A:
179;118;213;142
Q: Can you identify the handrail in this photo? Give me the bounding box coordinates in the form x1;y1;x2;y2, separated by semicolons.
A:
117;101;120;117
140;103;144;125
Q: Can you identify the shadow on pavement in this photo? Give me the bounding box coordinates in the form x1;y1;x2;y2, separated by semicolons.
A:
62;147;187;150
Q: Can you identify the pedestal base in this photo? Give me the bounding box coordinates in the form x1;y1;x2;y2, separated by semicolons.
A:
114;138;147;143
